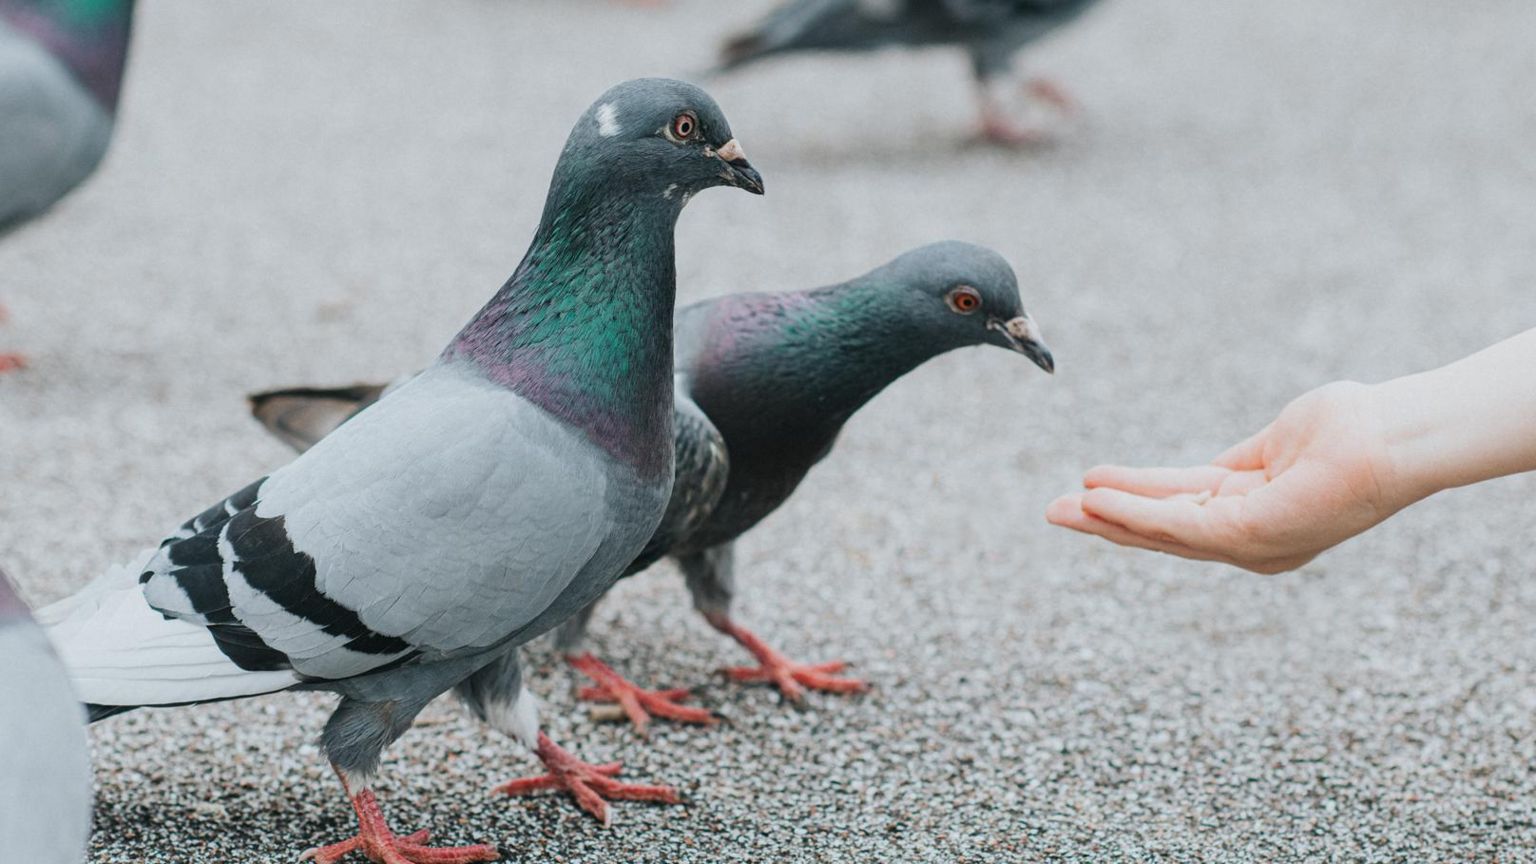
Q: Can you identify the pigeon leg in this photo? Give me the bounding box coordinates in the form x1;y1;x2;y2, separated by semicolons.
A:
300;778;499;864
1022;77;1077;116
0;303;22;373
974;80;1053;148
493;732;681;825
568;652;716;735
706;613;869;703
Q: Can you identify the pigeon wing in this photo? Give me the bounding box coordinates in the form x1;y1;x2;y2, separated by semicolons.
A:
930;0;1086;21
142;363;613;682
627;382;728;574
719;0;884;68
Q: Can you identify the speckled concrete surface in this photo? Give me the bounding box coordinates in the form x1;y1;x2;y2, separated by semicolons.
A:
4;1;1536;861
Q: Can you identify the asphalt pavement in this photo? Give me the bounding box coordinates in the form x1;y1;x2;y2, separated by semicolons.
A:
3;0;1535;861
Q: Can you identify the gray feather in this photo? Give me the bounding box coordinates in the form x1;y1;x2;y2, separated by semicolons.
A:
145;362;632;680
718;0;1102;82
0;568;91;864
0;17;112;231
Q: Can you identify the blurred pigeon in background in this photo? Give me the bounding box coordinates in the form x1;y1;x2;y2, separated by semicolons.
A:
0;0;136;371
717;0;1102;146
0;567;92;864
38;77;763;860
250;241;1054;735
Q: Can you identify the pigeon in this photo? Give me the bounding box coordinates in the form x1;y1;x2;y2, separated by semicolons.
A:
37;77;763;861
249;241;1054;734
0;567;92;864
716;0;1103;146
1;0;136;371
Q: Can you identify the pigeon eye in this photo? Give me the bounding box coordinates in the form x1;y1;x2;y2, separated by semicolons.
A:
670;112;698;141
946;286;982;314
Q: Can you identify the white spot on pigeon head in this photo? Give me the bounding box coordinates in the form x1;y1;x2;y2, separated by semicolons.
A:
662;183;678;200
595;102;621;138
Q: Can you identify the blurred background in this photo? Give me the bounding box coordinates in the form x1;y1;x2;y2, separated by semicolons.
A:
3;0;1535;860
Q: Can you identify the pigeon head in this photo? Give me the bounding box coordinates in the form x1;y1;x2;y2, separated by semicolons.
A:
876;241;1054;373
450;79;764;479
682;242;1052;451
548;78;764;212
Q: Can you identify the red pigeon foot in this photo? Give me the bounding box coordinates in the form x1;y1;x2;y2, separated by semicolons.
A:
568;652;716;735
493;732;680;824
977;107;1053;148
0;352;26;373
1022;77;1077;115
299;789;499;864
713;618;869;703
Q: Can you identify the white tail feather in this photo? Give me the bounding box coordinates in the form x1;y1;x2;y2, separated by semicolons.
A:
37;550;298;709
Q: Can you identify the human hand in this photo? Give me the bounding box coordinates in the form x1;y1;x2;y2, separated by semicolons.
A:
1046;382;1416;574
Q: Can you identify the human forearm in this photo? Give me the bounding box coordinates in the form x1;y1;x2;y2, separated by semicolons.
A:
1372;327;1536;505
1047;326;1536;575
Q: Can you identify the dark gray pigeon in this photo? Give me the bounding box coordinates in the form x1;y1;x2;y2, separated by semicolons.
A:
38;77;763;859
717;0;1102;146
0;567;91;864
1;0;136;370
249;241;1053;735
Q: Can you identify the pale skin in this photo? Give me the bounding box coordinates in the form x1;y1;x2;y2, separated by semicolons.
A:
1047;328;1536;574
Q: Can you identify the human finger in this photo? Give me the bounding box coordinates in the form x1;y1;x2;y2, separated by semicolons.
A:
1046;493;1234;563
1078;487;1245;553
1082;464;1232;497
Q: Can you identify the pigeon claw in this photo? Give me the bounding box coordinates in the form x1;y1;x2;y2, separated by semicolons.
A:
494;732;681;825
300;790;498;864
568;652;717;735
723;658;870;703
715;620;870;703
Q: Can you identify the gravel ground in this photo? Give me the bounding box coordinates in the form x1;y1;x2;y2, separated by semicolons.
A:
4;1;1536;861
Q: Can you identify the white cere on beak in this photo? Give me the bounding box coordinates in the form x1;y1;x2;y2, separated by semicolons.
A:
715;138;746;162
595;102;621;138
1005;314;1045;345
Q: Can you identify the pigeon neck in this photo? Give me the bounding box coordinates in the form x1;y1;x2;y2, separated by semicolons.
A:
446;194;680;478
0;0;136;112
692;278;957;442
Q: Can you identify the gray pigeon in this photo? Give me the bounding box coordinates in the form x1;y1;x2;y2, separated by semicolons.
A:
0;567;92;864
717;0;1102;146
249;241;1053;734
1;0;135;370
38;77;763;860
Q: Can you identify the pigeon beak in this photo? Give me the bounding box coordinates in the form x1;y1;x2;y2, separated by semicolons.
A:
989;314;1055;374
712;138;764;195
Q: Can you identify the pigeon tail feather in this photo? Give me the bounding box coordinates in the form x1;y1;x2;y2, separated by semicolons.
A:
715;0;902;71
36;549;300;718
248;382;389;452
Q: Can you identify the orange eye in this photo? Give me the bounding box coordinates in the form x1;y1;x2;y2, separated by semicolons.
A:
671;112;697;140
947;287;982;314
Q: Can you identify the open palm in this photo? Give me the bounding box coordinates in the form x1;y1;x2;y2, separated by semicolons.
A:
1047;382;1407;574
